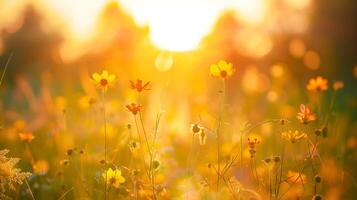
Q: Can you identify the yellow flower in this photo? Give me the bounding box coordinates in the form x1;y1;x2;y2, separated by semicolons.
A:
281;130;307;143
306;76;328;91
33;160;49;175
92;70;116;91
210;60;235;79
297;104;316;124
19;132;34;143
102;168;125;188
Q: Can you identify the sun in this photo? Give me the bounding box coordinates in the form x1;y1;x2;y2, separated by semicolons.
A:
33;0;269;53
119;0;267;52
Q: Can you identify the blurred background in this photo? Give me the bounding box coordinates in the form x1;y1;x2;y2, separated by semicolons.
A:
0;0;357;199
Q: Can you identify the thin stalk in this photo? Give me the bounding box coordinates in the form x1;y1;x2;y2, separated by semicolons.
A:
137;93;156;200
58;187;74;200
101;89;108;200
275;122;286;199
185;133;196;200
134;116;150;179
25;179;36;200
216;79;226;193
269;167;272;200
275;142;285;199
0;52;13;87
240;131;243;166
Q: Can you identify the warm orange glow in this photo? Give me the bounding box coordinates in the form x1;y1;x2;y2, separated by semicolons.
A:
0;0;312;57
119;0;268;51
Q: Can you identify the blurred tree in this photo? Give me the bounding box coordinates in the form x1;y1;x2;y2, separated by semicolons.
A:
1;5;62;80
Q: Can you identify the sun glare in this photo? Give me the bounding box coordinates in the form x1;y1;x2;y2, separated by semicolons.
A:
0;0;309;56
41;0;109;40
119;0;267;51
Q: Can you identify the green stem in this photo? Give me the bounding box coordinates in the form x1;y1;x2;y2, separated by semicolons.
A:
216;79;226;193
102;89;107;200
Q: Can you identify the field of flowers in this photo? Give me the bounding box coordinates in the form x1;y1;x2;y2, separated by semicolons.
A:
1;1;357;200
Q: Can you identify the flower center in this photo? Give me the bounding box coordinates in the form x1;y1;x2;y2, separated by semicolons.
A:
220;70;227;78
100;79;108;86
109;177;116;184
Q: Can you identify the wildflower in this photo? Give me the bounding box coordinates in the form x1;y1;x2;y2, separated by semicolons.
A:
66;149;74;156
247;137;260;149
102;168;125;188
19;132;34;143
312;194;322;200
287;171;307;185
0;149;31;192
333;81;344;91
314;174;322;183
91;70;116;91
247;137;260;158
281;130;307;143
152;159;161;171
33;160;49;175
280;119;286;125
126;103;142;115
198;130;207;145
79;149;84;154
190;124;203;134
132;169;140;176
210;60;235;79
60;159;69;166
156;184;167;196
130;79;151;92
263;157;272;164
306;76;328;91
273;156;281;163
297;104;316;124
128;140;140;152
314;129;322;136
263;156;280;165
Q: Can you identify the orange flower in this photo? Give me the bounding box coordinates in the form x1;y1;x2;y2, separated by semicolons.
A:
210;60;235;79
130;80;151;92
281;130;307;143
306;76;328;91
333;81;344;91
247;137;260;158
190;124;203;134
126;103;142;115
19;132;34;143
91;70;116;91
247;137;260;149
297;104;316;124
33;160;49;175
